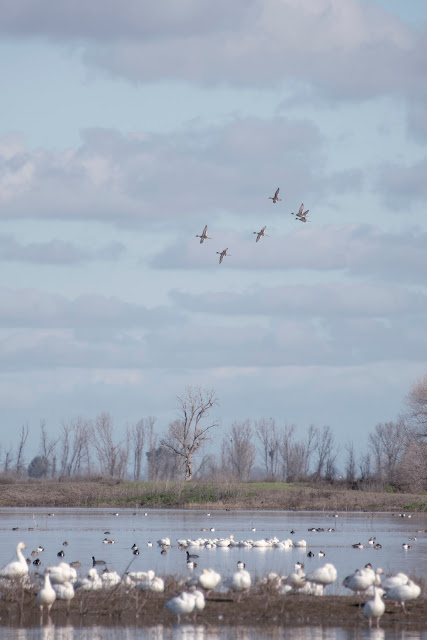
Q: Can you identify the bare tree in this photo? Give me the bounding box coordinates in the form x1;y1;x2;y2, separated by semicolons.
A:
2;446;14;473
161;386;219;481
406;374;427;436
280;424;317;481
145;445;181;481
313;425;337;480
255;418;280;478
397;436;427;492
345;441;357;485
130;417;156;481
222;420;256;481
92;412;129;478
39;420;59;478
15;424;29;476
369;420;409;485
59;417;91;477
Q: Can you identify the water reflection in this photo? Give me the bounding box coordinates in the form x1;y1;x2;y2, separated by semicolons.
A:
2;626;427;640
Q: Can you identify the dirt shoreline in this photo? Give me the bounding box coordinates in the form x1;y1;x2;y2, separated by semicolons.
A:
0;480;426;512
1;589;427;629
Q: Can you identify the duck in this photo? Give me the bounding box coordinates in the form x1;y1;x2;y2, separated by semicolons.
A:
402;543;411;550
253;226;267;242
57;550;65;557
383;579;421;613
0;542;28;579
268;187;281;203
307;551;314;558
33;558;41;566
36;568;56;618
352;542;363;549
103;538;115;544
318;551;326;557
363;586;385;627
216;248;231;264
196;225;211;244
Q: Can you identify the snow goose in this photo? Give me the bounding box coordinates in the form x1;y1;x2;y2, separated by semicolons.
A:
101;569;122;588
225;564;251;603
197;568;221;594
36;568;56;618
74;568;103;591
165;591;196;623
53;581;75;613
0;542;28;579
383;579;421;613
343;566;375;596
305;563;337;595
363;586;385;627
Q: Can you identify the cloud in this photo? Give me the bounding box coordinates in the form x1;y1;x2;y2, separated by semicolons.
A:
0;288;177;329
2;1;423;101
0;119;327;225
152;224;427;283
377;156;427;208
0;234;124;264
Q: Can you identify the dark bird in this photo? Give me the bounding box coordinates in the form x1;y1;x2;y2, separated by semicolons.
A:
92;556;106;566
253;225;268;242
133;548;140;555
186;550;199;560
307;551;315;558
196;225;211;244
268;188;281;203
57;550;65;557
33;558;41;566
216;248;231;264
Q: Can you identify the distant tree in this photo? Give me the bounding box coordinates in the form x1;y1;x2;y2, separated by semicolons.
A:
15;424;29;476
222;420;256;481
406;374;427;436
255;418;280;478
145;445;181;481
28;455;50;478
92;413;129;478
369;420;409;484
130;417;156;481
39;420;58;478
344;441;357;485
161;386;219;481
59;417;91;476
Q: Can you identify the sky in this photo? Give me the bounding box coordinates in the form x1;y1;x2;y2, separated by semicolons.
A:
0;0;427;463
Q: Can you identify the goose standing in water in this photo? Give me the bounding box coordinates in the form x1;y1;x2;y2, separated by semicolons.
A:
36;568;56;619
363;586;385;628
216;248;231;264
268;188;281;203
198;568;221;595
196;225;211;244
253;226;267;242
92;556;106;567
0;542;28;579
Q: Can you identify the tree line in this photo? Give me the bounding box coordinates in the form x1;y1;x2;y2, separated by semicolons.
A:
1;376;427;492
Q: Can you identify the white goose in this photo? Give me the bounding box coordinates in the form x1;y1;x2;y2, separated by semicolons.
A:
225;563;251;603
52;581;75;614
383;579;421;613
198;568;221;594
36;568;56;617
74;567;103;591
363;586;385;628
305;563;337;595
0;542;28;579
165;591;196;623
49;562;77;585
343;566;376;596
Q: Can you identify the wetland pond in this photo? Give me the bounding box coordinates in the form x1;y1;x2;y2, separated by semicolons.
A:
0;508;426;639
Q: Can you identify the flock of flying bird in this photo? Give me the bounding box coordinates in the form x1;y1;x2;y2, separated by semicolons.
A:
0;534;422;628
196;188;310;264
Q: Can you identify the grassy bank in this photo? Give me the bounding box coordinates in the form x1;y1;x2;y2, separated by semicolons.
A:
0;478;426;512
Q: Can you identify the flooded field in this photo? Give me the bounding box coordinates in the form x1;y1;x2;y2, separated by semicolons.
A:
0;508;426;639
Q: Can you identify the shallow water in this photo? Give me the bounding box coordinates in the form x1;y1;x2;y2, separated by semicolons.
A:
0;625;427;640
0;508;425;593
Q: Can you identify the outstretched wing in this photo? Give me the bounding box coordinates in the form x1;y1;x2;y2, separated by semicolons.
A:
298;203;304;216
261;226;266;232
203;225;208;234
275;188;280;198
